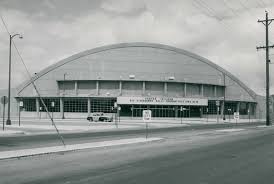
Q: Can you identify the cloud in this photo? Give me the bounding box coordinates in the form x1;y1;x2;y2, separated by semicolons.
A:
0;0;274;96
101;0;146;14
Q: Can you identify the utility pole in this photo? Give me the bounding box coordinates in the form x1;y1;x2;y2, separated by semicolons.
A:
223;73;226;121
257;11;274;126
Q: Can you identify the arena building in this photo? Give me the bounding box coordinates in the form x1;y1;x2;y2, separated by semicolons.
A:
8;43;266;119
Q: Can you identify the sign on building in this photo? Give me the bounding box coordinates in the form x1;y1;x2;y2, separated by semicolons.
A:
143;110;152;122
117;96;208;106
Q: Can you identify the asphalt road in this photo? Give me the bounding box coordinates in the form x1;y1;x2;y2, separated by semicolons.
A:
0;121;264;151
0;124;273;184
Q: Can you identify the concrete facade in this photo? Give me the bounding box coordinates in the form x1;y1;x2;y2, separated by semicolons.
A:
0;43;266;119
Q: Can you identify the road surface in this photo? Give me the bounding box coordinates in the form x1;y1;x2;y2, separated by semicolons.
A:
0;121;264;151
0;124;273;184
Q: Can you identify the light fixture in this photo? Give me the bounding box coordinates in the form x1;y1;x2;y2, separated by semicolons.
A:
168;76;175;80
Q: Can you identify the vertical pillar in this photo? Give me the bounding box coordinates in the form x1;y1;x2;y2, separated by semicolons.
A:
131;105;133;119
164;82;168;96
75;81;78;96
175;106;178;118
236;102;240;113
214;86;217;97
200;84;204;97
96;81;99;95
247;102;251;120
189;105;191;117
142;81;146;96
184;83;187;97
119;81;122;96
254;103;258;119
220;101;224;117
36;97;39;118
88;98;91;116
60;98;64;119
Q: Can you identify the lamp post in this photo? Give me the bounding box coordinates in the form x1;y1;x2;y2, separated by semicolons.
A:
6;33;23;125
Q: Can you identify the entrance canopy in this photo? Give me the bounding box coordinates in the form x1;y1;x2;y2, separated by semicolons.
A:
117;97;208;106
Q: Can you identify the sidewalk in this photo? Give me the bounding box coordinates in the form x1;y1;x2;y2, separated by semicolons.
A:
0;137;162;160
0;117;265;136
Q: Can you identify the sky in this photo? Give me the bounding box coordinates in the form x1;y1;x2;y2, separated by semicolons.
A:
0;0;274;95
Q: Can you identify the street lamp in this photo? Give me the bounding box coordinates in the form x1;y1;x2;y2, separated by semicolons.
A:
6;33;23;125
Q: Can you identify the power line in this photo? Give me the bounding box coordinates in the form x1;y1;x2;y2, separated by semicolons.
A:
222;0;238;16
0;12;65;146
191;0;234;32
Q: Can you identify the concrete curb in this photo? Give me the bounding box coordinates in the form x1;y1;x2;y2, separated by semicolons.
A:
0;137;162;160
0;130;25;137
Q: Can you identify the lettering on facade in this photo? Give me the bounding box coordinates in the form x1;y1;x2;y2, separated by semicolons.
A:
118;97;208;106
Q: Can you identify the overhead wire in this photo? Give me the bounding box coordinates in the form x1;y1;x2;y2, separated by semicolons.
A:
0;11;65;146
192;0;234;32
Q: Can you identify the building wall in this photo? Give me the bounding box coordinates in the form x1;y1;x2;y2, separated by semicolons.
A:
17;44;256;104
11;43;265;119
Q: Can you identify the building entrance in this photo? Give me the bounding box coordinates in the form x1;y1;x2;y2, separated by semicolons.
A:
119;105;202;118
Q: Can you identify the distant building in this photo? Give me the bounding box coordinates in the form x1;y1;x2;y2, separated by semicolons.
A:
1;43;266;119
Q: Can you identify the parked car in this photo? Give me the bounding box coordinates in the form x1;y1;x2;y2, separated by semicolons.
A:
87;112;113;122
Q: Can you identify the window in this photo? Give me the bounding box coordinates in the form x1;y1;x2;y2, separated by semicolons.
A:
239;102;248;115
21;98;36;112
203;101;218;114
224;102;237;115
64;98;87;112
90;98;116;113
249;103;256;115
39;98;60;112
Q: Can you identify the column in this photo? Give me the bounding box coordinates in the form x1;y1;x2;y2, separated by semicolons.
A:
96;81;99;95
75;81;78;96
164;82;168;96
248;102;253;120
220;101;224;117
214;86;217;97
88;98;91;116
175;106;178;118
36;97;39;118
200;84;204;97
184;83;187;97
119;81;122;96
142;81;146;96
236;102;240;113
60;98;64;119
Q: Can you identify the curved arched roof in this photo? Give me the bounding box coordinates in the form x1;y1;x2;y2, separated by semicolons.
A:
17;42;257;99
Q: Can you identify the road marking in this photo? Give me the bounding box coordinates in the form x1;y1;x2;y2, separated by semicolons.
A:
257;125;273;128
215;129;245;132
